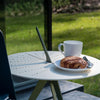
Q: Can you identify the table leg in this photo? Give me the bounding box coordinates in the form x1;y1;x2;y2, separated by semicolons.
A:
29;80;63;100
29;80;47;100
50;81;63;100
50;81;58;100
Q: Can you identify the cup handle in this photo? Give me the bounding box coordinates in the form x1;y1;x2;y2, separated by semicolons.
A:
58;43;64;55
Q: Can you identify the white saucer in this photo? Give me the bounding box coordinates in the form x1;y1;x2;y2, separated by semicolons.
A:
54;60;92;72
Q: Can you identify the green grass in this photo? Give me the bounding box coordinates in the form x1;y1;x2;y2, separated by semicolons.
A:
52;12;100;58
6;11;100;97
6;14;44;54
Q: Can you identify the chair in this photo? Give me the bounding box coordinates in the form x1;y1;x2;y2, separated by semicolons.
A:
0;30;16;100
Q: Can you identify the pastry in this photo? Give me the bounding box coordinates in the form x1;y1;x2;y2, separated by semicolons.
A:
60;56;88;69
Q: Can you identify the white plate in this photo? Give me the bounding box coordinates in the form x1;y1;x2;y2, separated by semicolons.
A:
54;60;92;72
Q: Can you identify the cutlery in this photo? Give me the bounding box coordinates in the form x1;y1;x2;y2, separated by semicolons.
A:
83;56;93;68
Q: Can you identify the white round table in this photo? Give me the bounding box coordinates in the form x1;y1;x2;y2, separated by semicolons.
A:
8;51;100;100
9;51;100;80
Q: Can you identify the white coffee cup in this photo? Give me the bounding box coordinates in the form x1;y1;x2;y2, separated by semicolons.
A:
58;40;83;57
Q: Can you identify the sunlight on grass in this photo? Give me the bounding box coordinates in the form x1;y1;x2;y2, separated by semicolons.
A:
52;12;100;33
6;11;100;58
6;14;44;54
52;11;100;60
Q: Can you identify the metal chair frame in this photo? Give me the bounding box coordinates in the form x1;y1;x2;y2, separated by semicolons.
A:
0;30;16;100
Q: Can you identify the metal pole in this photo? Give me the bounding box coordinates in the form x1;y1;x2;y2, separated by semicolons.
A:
44;0;52;50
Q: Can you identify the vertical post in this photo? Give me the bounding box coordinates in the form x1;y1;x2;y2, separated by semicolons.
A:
44;0;52;50
0;0;6;40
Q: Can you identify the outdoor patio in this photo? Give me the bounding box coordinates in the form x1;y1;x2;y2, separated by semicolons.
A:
0;0;100;100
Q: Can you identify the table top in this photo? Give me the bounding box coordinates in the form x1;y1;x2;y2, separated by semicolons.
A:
8;51;100;81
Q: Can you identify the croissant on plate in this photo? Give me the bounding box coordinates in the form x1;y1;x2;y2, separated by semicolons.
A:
60;56;88;69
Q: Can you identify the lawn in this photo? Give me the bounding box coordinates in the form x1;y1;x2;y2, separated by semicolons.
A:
6;11;100;97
